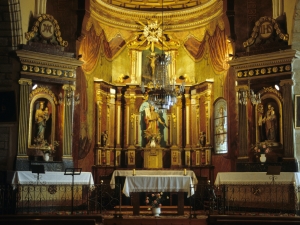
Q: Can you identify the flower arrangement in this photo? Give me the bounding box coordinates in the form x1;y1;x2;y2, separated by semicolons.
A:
144;131;161;144
145;192;168;209
33;137;59;155
251;143;271;161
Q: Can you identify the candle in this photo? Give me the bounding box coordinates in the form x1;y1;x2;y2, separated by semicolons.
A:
184;169;186;176
133;169;136;175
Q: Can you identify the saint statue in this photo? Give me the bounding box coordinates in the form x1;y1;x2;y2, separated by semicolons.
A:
144;105;167;146
35;101;49;141
262;104;277;141
101;130;108;147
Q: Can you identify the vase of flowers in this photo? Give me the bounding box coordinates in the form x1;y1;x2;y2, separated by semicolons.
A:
145;192;168;216
251;143;271;163
34;138;59;161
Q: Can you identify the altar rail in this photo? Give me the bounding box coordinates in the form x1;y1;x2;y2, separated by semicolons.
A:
1;183;300;216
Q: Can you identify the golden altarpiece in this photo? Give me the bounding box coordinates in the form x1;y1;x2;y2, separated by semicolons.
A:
93;16;214;183
15;14;83;171
92;19;215;181
93;80;214;167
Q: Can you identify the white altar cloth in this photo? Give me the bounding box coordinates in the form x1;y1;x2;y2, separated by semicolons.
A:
11;171;94;187
214;172;299;186
110;169;198;189
122;175;195;197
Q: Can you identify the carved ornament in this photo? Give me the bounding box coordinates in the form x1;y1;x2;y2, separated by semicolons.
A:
243;16;289;48
25;14;68;47
236;64;291;78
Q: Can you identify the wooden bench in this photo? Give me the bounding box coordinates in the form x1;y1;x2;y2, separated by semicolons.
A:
0;218;96;225
0;215;102;225
207;215;300;225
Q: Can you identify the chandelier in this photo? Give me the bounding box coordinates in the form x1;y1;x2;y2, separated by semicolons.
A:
238;80;261;105
141;53;184;110
59;82;80;106
140;4;184;110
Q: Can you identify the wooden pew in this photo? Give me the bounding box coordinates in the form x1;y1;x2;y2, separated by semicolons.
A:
207;215;300;225
0;215;102;225
0;218;96;225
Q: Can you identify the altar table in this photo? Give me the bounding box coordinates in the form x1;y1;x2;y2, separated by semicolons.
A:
11;171;94;187
10;171;94;205
214;172;299;186
110;170;197;215
123;175;195;197
110;169;198;188
214;172;300;210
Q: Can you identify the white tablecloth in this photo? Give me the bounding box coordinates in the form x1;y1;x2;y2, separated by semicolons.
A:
122;175;195;197
214;172;299;186
11;171;94;187
110;169;198;189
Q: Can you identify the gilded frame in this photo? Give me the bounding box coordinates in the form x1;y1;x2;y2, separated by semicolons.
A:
28;93;56;150
295;95;300;129
213;98;228;154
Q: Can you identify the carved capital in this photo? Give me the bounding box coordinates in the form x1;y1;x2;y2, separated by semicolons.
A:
18;78;32;86
279;79;293;87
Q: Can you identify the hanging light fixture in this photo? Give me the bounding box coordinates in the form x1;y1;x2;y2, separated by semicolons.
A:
59;82;80;106
238;80;261;105
141;1;184;110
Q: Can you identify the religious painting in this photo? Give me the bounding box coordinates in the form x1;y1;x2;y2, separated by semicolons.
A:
295;95;300;129
214;98;228;154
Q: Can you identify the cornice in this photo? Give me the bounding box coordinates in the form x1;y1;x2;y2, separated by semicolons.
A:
228;49;298;79
228;49;297;67
16;49;83;80
90;0;223;32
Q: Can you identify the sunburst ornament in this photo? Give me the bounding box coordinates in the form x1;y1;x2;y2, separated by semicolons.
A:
143;21;162;43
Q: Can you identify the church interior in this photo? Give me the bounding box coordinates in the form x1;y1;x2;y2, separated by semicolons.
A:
1;0;300;224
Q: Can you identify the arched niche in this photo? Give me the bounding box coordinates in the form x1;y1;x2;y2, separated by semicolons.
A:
28;87;57;154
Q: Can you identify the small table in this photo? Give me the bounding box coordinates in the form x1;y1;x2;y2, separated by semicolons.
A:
123;175;195;215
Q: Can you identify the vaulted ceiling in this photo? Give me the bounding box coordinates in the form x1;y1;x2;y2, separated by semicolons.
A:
87;0;225;60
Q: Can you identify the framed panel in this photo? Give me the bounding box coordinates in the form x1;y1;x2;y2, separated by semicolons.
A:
295;95;300;129
214;98;228;154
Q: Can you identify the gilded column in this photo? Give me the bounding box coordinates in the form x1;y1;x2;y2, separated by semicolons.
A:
184;87;191;166
280;79;294;158
17;78;32;156
115;87;123;167
190;91;198;148
124;86;136;167
95;86;103;165
184;87;191;148
204;89;212;145
108;89;116;147
62;84;75;160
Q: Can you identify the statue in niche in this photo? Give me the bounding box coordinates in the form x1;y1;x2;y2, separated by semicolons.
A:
33;100;52;146
144;105;168;147
35;101;49;141
257;101;279;143
262;104;277;141
199;131;206;147
101;130;108;147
